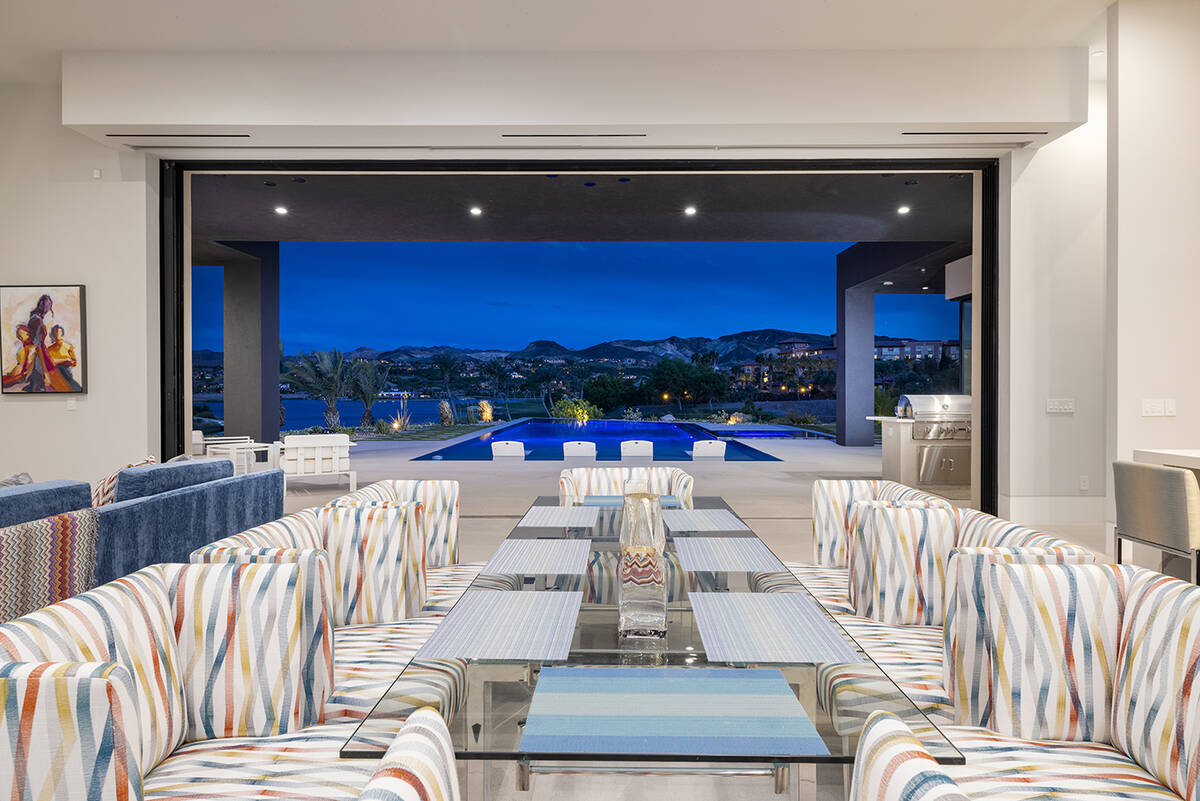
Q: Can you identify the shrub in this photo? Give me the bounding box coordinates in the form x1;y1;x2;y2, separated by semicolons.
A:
439;399;454;426
622;407;645;421
374;418;392;435
551;397;603;421
478;399;494;423
797;413;820;425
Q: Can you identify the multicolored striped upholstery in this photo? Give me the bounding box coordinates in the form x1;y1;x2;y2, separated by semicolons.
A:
0;507;98;622
850;504;957;625
818;619;952;735
851;711;968;801
984;562;1128;742
162;560;334;741
332;481;462;568
142;721;377;800
772;562;855;614
359;707;460;801
812;479;951;568
1112;571;1200;801
943;546;1097;727
387;480;461;568
422;561;485;615
320;503;427;624
0;661;145;801
327;618;465;723
217;507;324;550
558;467;694;508
0;565;186;770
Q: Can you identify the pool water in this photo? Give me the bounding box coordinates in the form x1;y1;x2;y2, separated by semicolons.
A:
414;419;781;461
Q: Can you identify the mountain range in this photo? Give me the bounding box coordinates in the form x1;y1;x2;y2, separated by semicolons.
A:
199;328;930;369
341;329;842;368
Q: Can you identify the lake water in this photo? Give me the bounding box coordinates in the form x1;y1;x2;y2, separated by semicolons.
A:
201;397;505;431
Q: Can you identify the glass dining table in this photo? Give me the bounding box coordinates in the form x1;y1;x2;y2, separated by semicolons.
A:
341;496;961;798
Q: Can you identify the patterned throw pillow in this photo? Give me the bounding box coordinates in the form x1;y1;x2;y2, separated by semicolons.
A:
166;561;333;741
319;502;427;625
943;545;1096;727
0;472;32;487
850;503;957;625
91;456;156;506
983;562;1127;742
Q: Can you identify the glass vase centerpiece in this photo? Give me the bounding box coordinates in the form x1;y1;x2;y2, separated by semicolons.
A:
618;480;668;640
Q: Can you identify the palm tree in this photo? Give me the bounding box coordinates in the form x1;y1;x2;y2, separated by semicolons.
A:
429;353;460;422
349;360;392;426
484;358;513;419
285;350;349;428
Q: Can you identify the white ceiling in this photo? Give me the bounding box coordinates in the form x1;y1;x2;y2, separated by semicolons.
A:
0;0;1113;84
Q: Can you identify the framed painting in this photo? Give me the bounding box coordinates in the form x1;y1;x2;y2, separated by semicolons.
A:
1;285;87;394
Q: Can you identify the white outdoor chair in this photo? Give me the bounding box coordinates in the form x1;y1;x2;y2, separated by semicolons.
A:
620;440;653;458
563;441;597;458
278;433;356;491
691;440;728;459
491;440;526;459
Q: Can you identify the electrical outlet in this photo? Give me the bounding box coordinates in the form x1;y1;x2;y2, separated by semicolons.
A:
1142;398;1165;417
66;398;77;411
1078;475;1089;492
1047;398;1076;414
1165;398;1177;417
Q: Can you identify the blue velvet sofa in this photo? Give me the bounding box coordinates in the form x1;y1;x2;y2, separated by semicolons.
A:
93;469;284;585
111;457;233;503
0;479;92;528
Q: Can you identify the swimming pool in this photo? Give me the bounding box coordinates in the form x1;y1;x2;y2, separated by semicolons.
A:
414;419;781;461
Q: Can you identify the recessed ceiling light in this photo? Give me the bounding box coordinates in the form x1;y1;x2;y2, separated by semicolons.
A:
922;285;930;290
469;207;483;216
274;206;288;215
263;180;277;187
897;205;911;215
684;206;697;216
883;280;894;286
920;267;927;272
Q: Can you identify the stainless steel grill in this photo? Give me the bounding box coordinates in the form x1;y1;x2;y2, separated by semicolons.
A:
894;394;972;485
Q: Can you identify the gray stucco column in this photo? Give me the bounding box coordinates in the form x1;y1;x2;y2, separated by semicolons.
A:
836;285;876;446
221;242;281;444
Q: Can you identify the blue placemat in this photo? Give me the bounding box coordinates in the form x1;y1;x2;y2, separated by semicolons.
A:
690;592;866;665
673;537;784;572
581;494;683;508
520;666;828;756
482;539;592;575
415;591;582;661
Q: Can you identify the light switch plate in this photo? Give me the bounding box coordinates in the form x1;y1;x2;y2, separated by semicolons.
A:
66;398;77;411
1142;398;1165;417
1165;398;1177;417
1046;398;1076;414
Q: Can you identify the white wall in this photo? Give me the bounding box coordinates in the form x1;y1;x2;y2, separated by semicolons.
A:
999;79;1108;530
1108;0;1200;490
0;84;159;482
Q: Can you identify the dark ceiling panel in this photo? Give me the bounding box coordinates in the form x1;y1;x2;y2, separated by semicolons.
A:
190;170;972;244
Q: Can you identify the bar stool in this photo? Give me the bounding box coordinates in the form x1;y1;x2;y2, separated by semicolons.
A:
1113;460;1200;584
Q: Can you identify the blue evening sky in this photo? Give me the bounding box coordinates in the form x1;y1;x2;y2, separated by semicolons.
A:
192;242;960;354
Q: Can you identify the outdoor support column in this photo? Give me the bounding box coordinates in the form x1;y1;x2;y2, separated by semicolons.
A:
222;242;281;444
836;285;876;446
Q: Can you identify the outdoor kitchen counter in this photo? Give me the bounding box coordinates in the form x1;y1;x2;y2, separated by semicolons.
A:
868;416;917;485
